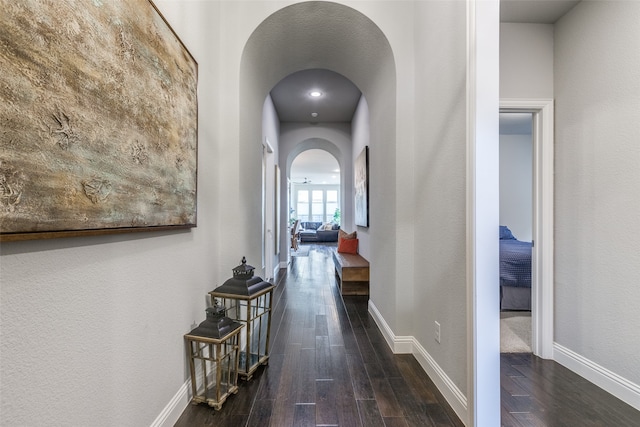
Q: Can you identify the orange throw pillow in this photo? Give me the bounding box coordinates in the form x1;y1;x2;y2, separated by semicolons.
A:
338;229;357;248
338;238;358;254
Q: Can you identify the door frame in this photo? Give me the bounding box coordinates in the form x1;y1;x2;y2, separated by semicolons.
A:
500;99;554;359
262;138;275;280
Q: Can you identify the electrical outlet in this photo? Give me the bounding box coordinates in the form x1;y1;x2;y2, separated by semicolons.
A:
435;321;441;343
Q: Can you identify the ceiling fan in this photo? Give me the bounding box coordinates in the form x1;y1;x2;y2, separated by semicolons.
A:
292;177;312;184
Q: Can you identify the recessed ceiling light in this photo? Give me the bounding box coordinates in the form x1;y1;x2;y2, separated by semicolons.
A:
311;112;318;117
309;91;322;97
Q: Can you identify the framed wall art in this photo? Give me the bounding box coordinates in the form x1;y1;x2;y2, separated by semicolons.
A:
0;0;198;241
354;146;369;227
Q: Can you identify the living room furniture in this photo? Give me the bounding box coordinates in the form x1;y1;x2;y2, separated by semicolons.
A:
333;251;369;296
290;220;299;250
298;221;339;243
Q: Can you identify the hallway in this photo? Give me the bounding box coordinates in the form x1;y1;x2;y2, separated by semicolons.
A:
175;244;640;427
175;244;464;426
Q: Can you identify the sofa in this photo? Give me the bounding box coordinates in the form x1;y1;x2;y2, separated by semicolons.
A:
298;221;340;243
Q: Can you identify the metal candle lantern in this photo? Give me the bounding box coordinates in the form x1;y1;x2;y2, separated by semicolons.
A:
184;302;243;410
209;257;275;380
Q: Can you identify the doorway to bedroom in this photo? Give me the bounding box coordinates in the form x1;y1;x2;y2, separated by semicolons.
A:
500;100;555;359
499;112;533;354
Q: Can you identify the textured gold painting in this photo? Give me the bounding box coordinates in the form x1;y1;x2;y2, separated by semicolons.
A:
0;0;197;240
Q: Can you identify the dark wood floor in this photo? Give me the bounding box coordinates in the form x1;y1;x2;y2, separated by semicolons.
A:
501;353;640;426
176;244;640;427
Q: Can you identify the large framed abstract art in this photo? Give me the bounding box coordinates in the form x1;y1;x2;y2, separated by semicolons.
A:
354;146;369;227
0;0;198;241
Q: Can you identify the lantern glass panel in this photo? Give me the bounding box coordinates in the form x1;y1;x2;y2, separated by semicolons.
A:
185;330;241;409
215;289;274;379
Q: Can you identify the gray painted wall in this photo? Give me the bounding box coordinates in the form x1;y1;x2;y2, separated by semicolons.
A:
500;129;533;242
0;2;225;425
554;1;640;385
500;23;554;99
413;0;469;394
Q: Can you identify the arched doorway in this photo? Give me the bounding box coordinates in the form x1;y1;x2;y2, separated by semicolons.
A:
290;148;341;230
239;1;396;291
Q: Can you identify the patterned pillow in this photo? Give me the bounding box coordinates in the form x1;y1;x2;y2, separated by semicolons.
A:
338;229;357;241
500;226;516;240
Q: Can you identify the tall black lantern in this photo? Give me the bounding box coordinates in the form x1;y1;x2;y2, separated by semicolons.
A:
209;257;275;380
184;303;243;410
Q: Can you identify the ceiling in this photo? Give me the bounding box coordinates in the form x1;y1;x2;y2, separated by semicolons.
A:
270;68;361;124
500;0;580;23
274;0;581;182
290;149;341;186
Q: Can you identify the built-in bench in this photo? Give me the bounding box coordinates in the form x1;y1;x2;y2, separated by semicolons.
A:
332;251;370;296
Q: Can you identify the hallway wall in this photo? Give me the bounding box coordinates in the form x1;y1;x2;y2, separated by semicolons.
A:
554;1;640;390
0;2;225;426
412;0;468;397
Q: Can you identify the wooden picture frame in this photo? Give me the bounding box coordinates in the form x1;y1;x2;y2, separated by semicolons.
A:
0;0;198;241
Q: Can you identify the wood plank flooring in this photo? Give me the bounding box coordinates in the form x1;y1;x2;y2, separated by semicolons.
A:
175;243;640;427
501;353;640;426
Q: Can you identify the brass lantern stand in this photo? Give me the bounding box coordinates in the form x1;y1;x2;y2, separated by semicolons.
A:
184;302;243;410
209;257;275;380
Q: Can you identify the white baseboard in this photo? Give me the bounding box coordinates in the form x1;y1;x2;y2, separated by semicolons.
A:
150;379;190;427
411;339;468;424
368;301;468;425
554;343;640;411
368;300;413;353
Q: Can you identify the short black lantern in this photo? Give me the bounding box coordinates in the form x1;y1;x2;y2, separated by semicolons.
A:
209;257;275;380
184;302;243;409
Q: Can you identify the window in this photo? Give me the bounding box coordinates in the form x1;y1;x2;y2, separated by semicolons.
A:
296;190;309;222
294;186;339;223
326;190;338;222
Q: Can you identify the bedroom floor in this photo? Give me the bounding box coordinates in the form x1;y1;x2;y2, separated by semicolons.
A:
176;244;640;426
500;311;532;353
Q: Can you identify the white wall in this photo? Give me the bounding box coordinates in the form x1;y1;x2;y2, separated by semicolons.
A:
500;23;554;99
350;95;370;258
0;2;224;426
413;0;468;394
554;0;640;388
499;128;533;242
262;94;280;278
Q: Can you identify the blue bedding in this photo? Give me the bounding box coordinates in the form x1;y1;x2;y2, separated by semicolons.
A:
499;235;532;289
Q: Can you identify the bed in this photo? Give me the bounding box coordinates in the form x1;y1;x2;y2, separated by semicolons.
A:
500;226;532;311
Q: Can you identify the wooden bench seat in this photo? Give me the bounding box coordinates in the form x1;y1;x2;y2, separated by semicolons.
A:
333;251;369;296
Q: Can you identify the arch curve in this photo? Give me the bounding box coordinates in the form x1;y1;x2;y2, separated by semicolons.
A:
238;1;397;300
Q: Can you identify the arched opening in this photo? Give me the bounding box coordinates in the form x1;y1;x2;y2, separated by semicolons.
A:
289;149;341;251
239;1;396;302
